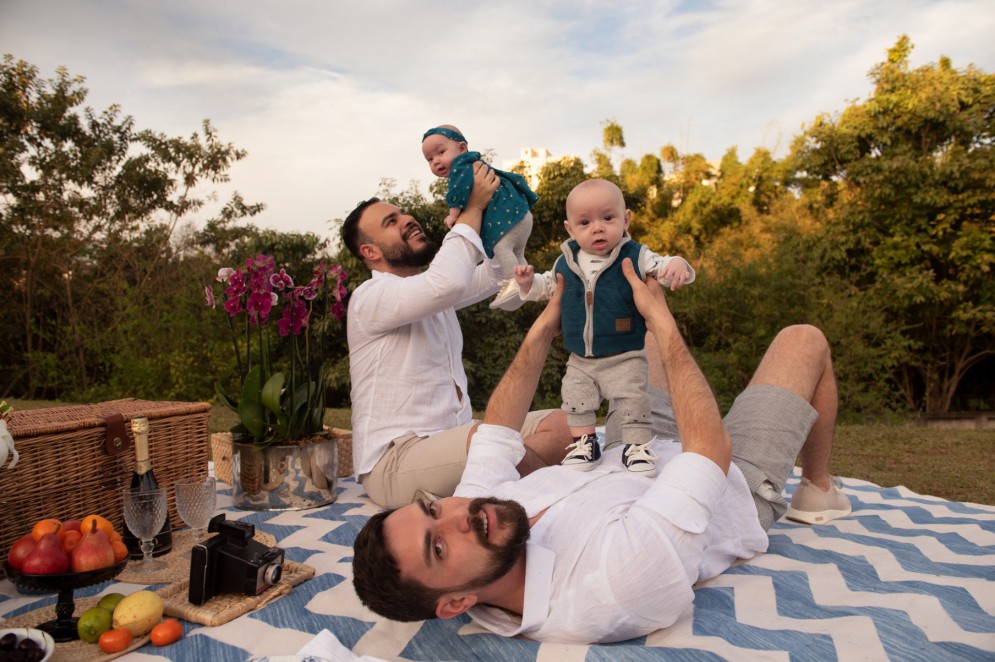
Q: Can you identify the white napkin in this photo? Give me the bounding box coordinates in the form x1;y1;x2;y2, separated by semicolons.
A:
0;419;18;469
296;629;390;662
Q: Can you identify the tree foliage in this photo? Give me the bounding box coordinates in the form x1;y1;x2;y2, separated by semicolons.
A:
788;36;995;412
0;55;265;400
330;39;993;416
4;41;992;418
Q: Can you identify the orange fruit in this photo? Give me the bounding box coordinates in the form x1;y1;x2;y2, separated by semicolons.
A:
82;515;115;539
62;530;83;554
98;628;133;654
107;529;122;543
31;518;64;542
150;619;183;646
111;540;128;563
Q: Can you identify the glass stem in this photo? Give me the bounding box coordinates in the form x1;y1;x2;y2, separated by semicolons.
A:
141;539;155;562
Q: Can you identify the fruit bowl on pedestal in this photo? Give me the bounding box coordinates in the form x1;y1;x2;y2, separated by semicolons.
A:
2;560;128;642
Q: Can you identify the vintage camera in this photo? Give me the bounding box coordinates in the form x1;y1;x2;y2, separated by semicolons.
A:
188;514;285;605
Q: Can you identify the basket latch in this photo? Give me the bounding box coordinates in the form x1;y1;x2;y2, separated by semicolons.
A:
104;413;131;455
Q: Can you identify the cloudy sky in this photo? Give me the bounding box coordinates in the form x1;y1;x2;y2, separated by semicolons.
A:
3;1;994;241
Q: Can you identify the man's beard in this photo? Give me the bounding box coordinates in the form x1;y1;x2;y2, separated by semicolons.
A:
458;497;530;591
381;237;438;269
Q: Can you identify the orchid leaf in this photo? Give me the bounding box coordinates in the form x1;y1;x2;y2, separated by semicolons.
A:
261;372;285;417
309;373;327;431
309;401;324;432
237;366;265;440
286;381;315;439
273;412;289;439
214;382;238;412
240;365;262;404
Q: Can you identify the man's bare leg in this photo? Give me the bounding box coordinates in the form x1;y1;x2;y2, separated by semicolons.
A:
747;324;837;490
522;409;571;467
461;415;568;478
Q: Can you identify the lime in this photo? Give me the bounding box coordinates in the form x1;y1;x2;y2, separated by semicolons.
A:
97;592;126;613
78;605;113;643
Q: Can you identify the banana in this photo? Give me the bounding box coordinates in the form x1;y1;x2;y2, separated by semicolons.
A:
112;590;165;637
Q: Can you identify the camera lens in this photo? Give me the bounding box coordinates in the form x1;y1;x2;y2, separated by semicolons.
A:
263;563;282;586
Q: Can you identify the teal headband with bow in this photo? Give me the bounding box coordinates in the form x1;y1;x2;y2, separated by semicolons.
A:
422;127;467;143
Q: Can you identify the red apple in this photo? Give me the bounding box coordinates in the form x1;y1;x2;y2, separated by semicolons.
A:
7;533;36;571
63;520;83;533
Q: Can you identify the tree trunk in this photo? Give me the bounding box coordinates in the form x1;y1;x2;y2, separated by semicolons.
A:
922;342;992;413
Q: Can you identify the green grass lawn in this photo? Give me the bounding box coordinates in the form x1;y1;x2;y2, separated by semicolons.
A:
831;424;994;506
6;399;994;505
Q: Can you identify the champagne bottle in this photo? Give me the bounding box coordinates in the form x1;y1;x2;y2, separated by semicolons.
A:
122;416;173;558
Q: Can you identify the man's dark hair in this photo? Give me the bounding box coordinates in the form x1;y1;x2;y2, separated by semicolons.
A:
352;509;443;622
341;197;381;263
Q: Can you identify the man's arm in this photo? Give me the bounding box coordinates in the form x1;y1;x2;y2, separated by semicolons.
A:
352;163;499;334
453;161;497;237
454;276;562;498
353;234;483;334
483;274;563;431
621;258;730;473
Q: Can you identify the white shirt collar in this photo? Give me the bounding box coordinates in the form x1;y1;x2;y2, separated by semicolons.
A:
467;541;555;637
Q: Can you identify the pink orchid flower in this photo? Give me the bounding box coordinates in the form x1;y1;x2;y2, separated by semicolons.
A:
270;268;294;291
277;299;310;336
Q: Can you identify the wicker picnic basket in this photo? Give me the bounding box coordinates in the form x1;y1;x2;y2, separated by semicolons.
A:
0;399;210;557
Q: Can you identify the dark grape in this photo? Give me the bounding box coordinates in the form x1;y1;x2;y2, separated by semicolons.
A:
0;634;44;662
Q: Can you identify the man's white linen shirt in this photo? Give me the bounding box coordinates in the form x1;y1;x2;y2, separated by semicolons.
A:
456;424;769;644
348;225;500;479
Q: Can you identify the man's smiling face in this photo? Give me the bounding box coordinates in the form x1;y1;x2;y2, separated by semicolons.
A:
358;201;438;269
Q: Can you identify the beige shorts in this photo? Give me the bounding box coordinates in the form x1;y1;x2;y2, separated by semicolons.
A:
363;409;554;509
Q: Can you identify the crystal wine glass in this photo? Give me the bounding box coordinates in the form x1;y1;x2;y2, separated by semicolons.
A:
174;477;217;543
122;487;168;572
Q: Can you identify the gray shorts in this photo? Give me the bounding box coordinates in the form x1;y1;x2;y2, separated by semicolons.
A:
646;384;818;530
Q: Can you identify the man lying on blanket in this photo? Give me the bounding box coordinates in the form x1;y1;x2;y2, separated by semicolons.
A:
352;261;852;644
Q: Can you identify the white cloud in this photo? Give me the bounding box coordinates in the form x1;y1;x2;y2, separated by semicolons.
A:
2;0;993;239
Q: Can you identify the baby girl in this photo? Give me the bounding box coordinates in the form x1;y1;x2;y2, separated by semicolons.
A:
422;125;537;310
